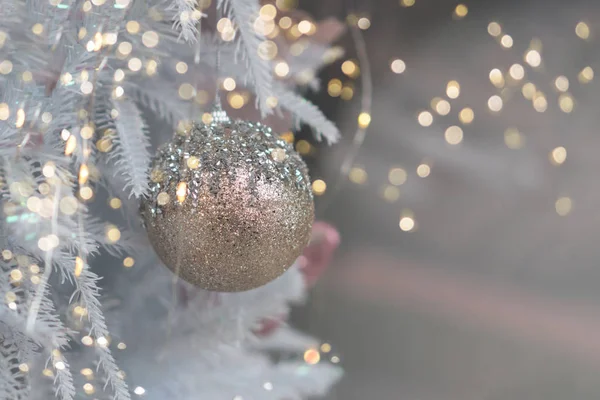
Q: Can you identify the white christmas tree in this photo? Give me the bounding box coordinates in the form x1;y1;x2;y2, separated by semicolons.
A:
0;0;343;398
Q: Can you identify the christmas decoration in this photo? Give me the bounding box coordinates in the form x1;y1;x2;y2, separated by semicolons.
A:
141;107;314;292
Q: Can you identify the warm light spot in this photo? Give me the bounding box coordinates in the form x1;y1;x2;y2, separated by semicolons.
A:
19;363;29;373
349;167;367;184
96;336;108;347
446;80;460;99
142;30;159;48
487;22;502;37
32;23;44;35
576;21;590;39
222;77;236;91
123;257;135;268
106;226;121;243
10;269;22;282
525;50;541;67
489;68;505;88
533;93;548;112
550;146;567;165
341;85;354;100
312;179;326;195
554;76;569;92
320;343;332;353
327;78;342;97
176;182;187;203
390;59;406;74
178;83;195;100
54;361;66;370
81;336;93;346
126;20;140;34
358;112;371;128
399;216;415;231
134;386;146;395
79;186;93;200
304;349;320;364
417;163;431;177
117;342;127;350
42;162;56;178
357;17;370;30
298;20;312;34
500;34;513;48
504;128;523;149
522;82;536;99
75;257;84;277
0;103;9;120
186;156;200;169
400;0;415;7
341;60;359;78
296;140;311;155
435;99;451;115
559;94;574;113
555;196;572;216
382;185;400;202
444;125;463;145
79;164;89;185
487;95;503;112
157;192;170;205
117;41;132;56
228;93;244;109
579;66;594;83
128;57;142;72
257;40;278;60
81;368;93;377
388;167;407;185
418;111;433;127
459;107;474;124
454;4;468;18
509;64;525;80
15;109;25;128
266;96;278;108
0;60;12;75
83;382;96;394
274;61;289;77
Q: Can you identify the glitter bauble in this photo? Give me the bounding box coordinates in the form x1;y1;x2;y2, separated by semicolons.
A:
140;112;314;292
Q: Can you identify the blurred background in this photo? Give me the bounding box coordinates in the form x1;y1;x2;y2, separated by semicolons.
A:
291;0;600;398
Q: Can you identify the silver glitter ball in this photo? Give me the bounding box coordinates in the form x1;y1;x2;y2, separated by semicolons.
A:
140;115;314;292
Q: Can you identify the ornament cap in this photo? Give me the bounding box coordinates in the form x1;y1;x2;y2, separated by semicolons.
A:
210;93;230;124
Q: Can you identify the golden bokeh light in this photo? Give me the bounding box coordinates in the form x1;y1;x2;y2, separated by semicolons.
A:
550;146;567;165
390;59;406;74
418;111;433;127
487;22;502;37
504;128;523;149
444;125;463;145
575;21;590;39
446;80;460;99
388;167;407;185
555;196;572;216
304;349;320;364
459;107;474;124
399;216;415;232
416;163;431;177
487;95;503;112
312;179;326;195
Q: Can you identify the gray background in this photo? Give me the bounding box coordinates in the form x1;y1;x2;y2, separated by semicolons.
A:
294;0;600;398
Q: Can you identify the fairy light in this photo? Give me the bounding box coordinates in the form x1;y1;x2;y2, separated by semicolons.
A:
525;49;541;67
416;163;431;177
304;349;320;364
454;4;468;18
550;146;567;165
555;197;572;216
349;166;367;184
106;225;121;242
75;257;84;277
489;68;505;88
177;182;187;203
357;112;371;128
400;0;415;7
327;79;342;97
222;77;236;91
554;76;569;92
446;80;460;98
399;216;415;231
579;66;594;83
417;111;433;127
312;179;326;195
134;387;146;395
435;99;451;115
509;64;525;80
123;257;135;268
504;128;523;149
487;95;503;112
459;107;474;124
444;125;463;145
390;59;406;74
559;94;574;113
522;82;536;99
533;92;548;112
0;103;9;120
79;164;89;184
576;22;590;39
382;185;400;202
388;167;407;185
142;31;159;48
500;34;513;48
487;22;502;37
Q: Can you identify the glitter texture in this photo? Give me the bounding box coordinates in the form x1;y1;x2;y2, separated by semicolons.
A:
140;112;314;292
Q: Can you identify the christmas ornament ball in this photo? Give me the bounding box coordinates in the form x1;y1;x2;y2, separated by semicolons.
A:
140;112;314;292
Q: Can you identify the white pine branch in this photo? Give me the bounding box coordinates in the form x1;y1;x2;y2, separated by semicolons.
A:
166;0;203;42
109;98;151;199
218;0;274;116
274;87;340;144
